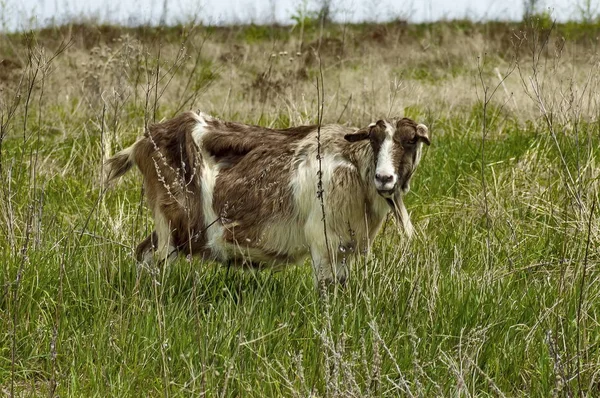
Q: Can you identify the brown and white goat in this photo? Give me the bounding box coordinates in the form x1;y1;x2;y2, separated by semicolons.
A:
105;111;430;285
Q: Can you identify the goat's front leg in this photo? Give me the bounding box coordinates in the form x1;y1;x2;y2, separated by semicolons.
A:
310;244;350;288
135;231;158;263
305;210;351;288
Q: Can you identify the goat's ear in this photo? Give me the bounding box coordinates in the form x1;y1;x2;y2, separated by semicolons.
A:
344;127;370;142
416;124;431;146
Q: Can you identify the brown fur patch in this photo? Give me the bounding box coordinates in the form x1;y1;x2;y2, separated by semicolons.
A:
212;145;297;247
394;118;419;144
368;120;388;159
203;119;318;249
392;118;423;192
203;119;315;160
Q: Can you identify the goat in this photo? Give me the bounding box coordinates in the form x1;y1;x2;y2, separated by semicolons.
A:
105;111;430;285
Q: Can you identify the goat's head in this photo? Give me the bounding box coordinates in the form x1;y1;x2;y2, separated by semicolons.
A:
344;117;430;217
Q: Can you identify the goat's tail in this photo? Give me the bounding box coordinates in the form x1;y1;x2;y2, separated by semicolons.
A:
104;141;139;185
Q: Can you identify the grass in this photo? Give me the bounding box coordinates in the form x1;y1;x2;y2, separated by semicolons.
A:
1;17;600;397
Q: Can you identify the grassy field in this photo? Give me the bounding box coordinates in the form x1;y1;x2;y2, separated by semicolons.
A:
1;18;600;396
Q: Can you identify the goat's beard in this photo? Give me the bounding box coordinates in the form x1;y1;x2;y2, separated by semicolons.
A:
385;195;402;226
385;190;413;238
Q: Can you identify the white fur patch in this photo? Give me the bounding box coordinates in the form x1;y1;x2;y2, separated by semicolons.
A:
191;114;227;260
154;210;177;262
289;145;370;283
292;151;355;217
374;122;397;191
201;162;225;257
191;112;210;145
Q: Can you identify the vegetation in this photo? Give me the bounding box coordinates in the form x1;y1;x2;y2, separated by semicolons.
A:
1;17;600;396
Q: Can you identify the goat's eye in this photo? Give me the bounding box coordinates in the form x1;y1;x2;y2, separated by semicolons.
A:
406;137;418;145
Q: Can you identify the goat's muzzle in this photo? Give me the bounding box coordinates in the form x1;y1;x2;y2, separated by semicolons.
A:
377;188;395;199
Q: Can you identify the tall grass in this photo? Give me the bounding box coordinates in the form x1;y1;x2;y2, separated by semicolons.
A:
1;20;599;396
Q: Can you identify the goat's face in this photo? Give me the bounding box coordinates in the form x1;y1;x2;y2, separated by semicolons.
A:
345;118;430;197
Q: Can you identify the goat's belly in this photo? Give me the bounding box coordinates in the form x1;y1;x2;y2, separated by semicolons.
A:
209;221;309;267
223;245;308;269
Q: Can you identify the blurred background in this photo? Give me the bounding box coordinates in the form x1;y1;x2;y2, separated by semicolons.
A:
6;0;595;31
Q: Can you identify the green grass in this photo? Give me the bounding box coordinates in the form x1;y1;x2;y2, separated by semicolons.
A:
2;20;600;397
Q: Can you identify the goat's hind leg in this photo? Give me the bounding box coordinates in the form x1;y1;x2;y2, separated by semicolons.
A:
137;210;178;265
154;210;179;264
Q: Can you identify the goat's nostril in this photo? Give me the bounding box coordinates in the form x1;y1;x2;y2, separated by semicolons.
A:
376;173;393;184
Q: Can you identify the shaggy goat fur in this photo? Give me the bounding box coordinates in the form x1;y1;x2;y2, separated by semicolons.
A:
105;111;430;285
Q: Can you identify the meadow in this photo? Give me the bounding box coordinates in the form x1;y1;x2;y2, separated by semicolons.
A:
1;16;600;396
